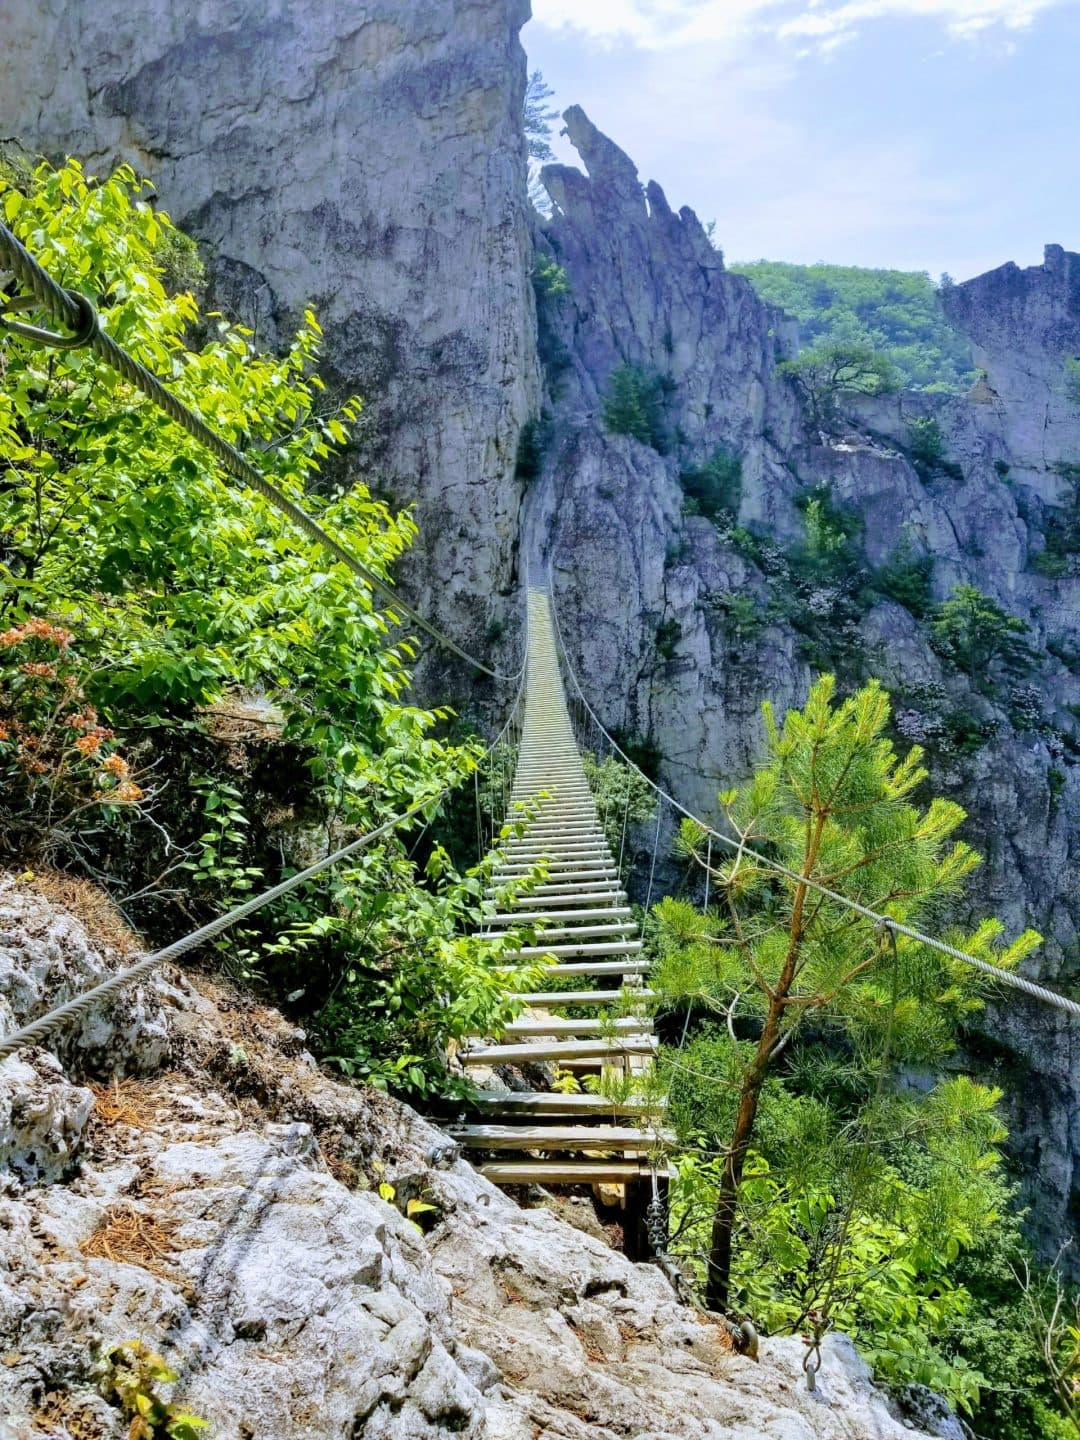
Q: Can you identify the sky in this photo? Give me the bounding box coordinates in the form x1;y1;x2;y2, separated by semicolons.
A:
525;0;1080;280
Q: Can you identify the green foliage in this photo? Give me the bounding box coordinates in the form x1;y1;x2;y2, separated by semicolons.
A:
790;485;861;582
99;1340;207;1440
524;70;558;213
582;751;656;855
778;343;899;428
655;618;681;660
652;676;1045;1407
680;448;742;521
932;584;1031;685
710;592;765;644
602;364;669;451
0;157;528;1097
524;69;558;163
515;417;544;483
532;257;570;299
1032;466;1080;578
866;542;933;617
1064;358;1080;408
732;261;976;392
907;416;946;474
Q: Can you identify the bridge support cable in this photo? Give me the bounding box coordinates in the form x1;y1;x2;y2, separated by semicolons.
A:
545;580;1080;1022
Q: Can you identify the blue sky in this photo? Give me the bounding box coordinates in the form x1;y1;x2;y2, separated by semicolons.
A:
525;0;1080;280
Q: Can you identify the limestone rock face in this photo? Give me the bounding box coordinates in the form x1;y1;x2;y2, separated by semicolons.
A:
942;245;1080;481
0;882;935;1440
529;113;1080;1260
1;0;539;687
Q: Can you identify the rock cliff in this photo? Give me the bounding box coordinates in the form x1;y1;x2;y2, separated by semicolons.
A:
0;0;540;691
528;117;1080;1262
0;879;939;1440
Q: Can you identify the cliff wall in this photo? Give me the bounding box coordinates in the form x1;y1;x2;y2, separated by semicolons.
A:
1;0;540;690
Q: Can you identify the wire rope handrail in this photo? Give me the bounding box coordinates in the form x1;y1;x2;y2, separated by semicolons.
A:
546;577;1080;1020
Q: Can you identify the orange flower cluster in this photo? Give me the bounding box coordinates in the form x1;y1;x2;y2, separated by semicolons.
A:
113;780;143;803
0;618;74;650
19;661;57;679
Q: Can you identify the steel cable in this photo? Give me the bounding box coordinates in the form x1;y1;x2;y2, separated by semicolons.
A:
546;580;1080;1020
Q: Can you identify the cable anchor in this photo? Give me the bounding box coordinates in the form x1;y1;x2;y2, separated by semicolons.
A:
0;286;99;350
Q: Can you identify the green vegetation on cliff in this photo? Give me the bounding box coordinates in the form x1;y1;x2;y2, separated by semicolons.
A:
731;260;977;393
0;158;534;1097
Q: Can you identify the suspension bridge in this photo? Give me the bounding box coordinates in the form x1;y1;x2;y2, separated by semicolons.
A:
447;591;671;1241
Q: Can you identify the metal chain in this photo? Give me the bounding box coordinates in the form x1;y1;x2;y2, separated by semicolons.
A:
0;218;519;684
546;576;1080;1021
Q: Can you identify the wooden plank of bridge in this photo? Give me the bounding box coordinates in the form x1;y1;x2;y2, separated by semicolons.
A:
445;588;670;1228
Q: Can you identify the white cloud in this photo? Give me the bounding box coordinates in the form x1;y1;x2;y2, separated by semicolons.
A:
530;0;1069;49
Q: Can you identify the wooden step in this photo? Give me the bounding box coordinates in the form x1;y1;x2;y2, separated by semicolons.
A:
462;1090;665;1117
487;908;631;925
449;1124;670;1152
458;1036;657;1066
480;1159;665;1185
481;923;636;942
508;988;656;1007
500;940;643;960
499;1016;651;1038
545;960;650;977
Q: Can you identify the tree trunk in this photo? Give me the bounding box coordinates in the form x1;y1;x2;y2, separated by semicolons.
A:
704;1000;780;1312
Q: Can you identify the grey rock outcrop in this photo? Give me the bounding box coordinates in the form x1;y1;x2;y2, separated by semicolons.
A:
526;111;1080;1262
0;881;936;1440
0;0;540;688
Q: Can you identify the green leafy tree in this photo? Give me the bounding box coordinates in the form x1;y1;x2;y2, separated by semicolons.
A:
932;584;1031;684
779;342;899;429
652;676;1039;1317
524;70;558;212
907;416;947;474
680;448;742;521
602;364;669;450
732;261;976;392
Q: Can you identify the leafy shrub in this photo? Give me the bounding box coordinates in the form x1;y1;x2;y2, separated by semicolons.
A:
790;485;862;581
99;1340;206;1439
655;618;681;659
0;620;144;860
931;584;1031;685
603;364;669;451
710;591;765;642
581;752;656;856
1064;357;1080;407
867;543;933;616
907;416;946;473
680;448;743;521
0;157;528;1097
515;417;544;482
532;256;570;299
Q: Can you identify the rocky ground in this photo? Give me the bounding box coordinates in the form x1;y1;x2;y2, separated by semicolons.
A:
0;875;950;1440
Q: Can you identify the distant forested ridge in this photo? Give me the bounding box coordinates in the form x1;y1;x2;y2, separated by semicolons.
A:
731;260;977;393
